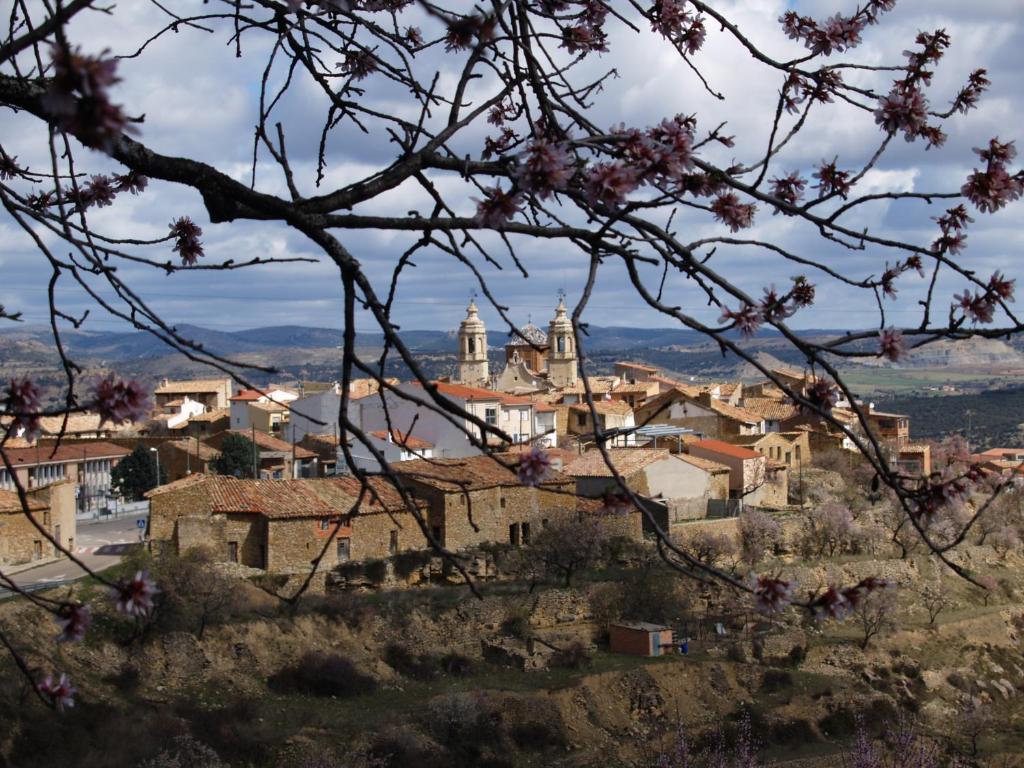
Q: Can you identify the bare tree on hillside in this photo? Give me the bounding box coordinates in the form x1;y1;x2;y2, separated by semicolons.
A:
0;0;1022;707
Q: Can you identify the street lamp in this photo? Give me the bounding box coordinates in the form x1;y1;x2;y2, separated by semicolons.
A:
150;447;161;488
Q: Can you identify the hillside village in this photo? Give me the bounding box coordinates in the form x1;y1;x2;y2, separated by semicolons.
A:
4;307;1024;767
0;299;953;576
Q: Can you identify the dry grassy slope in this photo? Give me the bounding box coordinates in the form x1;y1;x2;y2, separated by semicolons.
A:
3;545;1024;766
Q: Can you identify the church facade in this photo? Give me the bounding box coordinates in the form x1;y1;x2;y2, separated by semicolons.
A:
453;299;580;394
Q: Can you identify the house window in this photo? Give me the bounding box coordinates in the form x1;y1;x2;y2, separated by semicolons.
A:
33;541;42;560
320;519;331;531
500;496;506;509
485;408;497;426
509;523;520;546
337;538;351;562
577;412;586;427
468;337;476;354
785;451;792;465
557;337;565;353
228;542;239;563
43;511;51;527
522;522;531;545
389;530;399;555
795;446;802;462
542;518;548;528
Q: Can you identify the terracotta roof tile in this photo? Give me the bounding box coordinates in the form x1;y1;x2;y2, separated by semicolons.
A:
674;453;731;473
155;379;231;395
564;448;673;477
147;474;418;517
394;455;570;492
742;398;798;421
691;439;761;460
0;489;48;513
568;400;634;415
0;441;130;466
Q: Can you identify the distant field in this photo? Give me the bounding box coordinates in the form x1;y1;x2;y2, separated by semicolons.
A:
837;367;1024;396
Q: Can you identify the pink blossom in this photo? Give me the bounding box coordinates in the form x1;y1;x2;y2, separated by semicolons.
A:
82;175;117;208
4;376;42;439
719;303;761;338
112;570;159;617
954;290;996;324
444;15;495;52
582;162;640;208
113;171;148;195
878;328;905;362
953;68;990;114
88;377;150;425
800;379;839;415
759;286;795;322
42;46;132;151
0;154;21;180
405;26;423;46
789;276;816;308
751;575;795;614
769;172;806;212
516;446;552;487
600;488;632;516
561;23;608;55
55;603;92;643
813;160;852;199
988;271;1015;301
962;166;1023;214
807;585;852;620
513;140;576;198
38;673;76;711
710;193;756;232
874;86;929;142
169;217;204;265
344;50;378;80
473;186;523;227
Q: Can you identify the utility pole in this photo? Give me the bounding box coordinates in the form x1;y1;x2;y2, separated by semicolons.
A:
251;424;258;479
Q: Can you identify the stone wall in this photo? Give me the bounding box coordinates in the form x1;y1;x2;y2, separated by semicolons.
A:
0;507;47;565
410;480;578;551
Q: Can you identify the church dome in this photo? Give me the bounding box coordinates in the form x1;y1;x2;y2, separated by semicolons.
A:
509;322;548;346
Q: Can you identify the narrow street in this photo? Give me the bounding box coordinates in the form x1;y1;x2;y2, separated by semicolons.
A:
0;513;148;598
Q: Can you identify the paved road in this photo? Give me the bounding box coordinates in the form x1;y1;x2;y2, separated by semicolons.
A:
0;514;148;597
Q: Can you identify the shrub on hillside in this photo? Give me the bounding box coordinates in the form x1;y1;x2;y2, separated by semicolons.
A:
738;509;783;565
268;652;377;698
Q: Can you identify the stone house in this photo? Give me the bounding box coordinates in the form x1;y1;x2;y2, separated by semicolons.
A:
565;448;730;528
613;361;659;383
567;400;636;442
748;461;789;508
635;388;765;439
393;455;578;551
0;480;76;566
159;438;221;481
724;431;811;469
154;378;233;411
229;388;299;435
688;439;767;500
147;474;426;570
201;430;317;479
0;441;130;515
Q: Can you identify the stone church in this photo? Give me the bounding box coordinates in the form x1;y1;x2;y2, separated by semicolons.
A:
454;298;580;394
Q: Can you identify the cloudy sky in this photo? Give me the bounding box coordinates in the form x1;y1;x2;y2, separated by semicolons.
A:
1;0;1022;337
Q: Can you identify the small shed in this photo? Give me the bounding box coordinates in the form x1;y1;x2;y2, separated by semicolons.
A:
608;622;675;657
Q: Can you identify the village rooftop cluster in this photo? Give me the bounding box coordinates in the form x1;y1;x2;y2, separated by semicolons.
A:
2;301;1019;579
